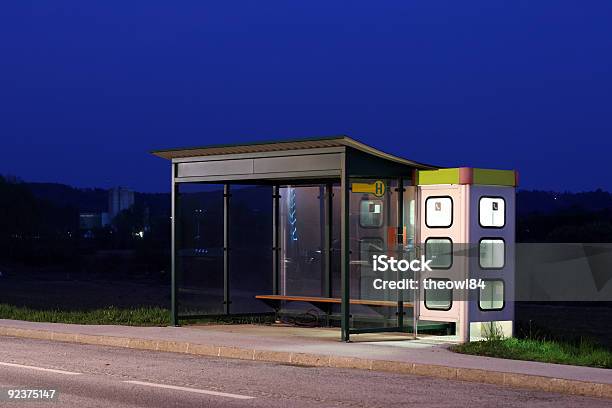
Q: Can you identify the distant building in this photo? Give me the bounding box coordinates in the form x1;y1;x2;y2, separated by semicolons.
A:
79;212;110;230
108;187;135;219
79;187;135;235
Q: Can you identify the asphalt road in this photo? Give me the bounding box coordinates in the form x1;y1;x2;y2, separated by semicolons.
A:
0;337;608;408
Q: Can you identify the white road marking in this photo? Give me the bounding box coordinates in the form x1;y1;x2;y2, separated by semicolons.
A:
124;380;255;400
0;361;82;375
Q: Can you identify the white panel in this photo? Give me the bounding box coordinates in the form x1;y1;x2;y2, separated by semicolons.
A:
479;197;505;227
253;154;341;174
425;196;453;227
417;185;467;341
177;159;253;177
469;321;513;340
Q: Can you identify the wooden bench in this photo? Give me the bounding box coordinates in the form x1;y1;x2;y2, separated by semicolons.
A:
255;295;413;323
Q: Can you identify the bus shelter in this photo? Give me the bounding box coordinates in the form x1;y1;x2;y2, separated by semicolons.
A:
153;136;435;342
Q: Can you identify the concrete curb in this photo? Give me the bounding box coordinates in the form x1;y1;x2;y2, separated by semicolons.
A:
0;326;610;400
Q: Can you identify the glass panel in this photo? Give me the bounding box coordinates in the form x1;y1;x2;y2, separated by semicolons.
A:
425;238;453;269
426;197;453;228
331;185;342;298
360;238;384;258
424;278;452;310
479;239;505;269
480;280;504;310
279;185;326;298
177;183;224;316
359;199;384;228
229;185;273;314
349;179;399;329
359;237;386;301
404;186;417;252
402;185;418;329
479;197;505;228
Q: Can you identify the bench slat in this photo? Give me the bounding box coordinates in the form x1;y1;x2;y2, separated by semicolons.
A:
255;295;413;308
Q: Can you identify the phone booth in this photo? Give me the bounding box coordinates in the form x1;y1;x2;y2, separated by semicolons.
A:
415;168;517;342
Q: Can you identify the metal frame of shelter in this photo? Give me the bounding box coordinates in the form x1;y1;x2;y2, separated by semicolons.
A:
153;136;436;342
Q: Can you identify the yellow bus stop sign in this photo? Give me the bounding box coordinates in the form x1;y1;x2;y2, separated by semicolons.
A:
352;180;386;197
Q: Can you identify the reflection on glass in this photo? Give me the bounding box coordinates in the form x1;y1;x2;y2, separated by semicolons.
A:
230;185;273;313
279;185;326;297
177;183;225;316
405;187;416;252
359;199;384;228
480;280;504;310
349;179;398;328
425;238;453;269
359;238;386;300
360;238;384;262
479;239;505;269
425;278;452;310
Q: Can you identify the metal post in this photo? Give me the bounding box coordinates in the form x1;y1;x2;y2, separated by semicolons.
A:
170;163;179;326
325;183;333;298
413;183;420;340
272;185;280;295
340;155;350;342
319;185;326;296
397;177;404;330
223;184;231;315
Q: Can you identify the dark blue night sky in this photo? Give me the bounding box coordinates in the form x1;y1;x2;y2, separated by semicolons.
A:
1;1;611;192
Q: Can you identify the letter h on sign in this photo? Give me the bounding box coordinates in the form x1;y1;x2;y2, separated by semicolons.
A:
375;181;384;196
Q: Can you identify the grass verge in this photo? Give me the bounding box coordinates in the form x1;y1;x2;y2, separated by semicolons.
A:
0;304;170;326
452;336;612;369
0;304;276;326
